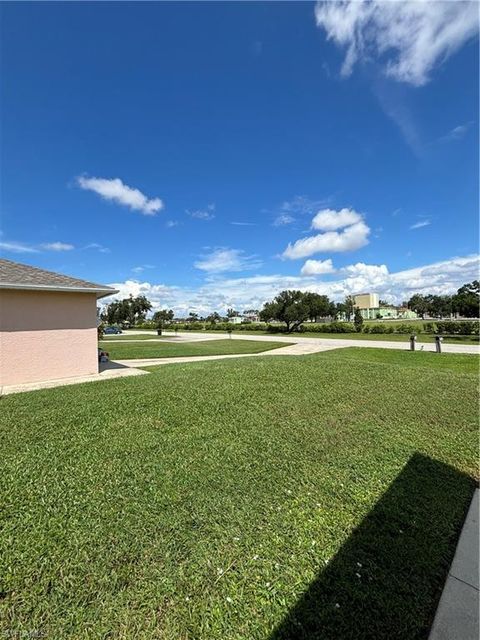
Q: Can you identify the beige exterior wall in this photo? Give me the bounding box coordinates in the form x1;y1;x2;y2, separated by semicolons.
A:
354;293;379;309
0;289;98;386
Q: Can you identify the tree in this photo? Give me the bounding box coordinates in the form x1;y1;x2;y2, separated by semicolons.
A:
226;308;240;318
453;281;480;318
188;312;199;322
206;312;221;324
101;295;152;326
379;299;389;307
354;308;364;332
259;290;311;333
344;295;355;321
303;293;331;322
407;294;430;318
152;309;174;327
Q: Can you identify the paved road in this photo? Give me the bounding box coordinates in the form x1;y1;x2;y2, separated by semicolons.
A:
130;330;479;355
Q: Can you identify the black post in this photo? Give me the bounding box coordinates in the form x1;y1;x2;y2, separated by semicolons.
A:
410;334;416;351
435;335;443;353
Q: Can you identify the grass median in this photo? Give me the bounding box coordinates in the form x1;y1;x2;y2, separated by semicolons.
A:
99;338;291;360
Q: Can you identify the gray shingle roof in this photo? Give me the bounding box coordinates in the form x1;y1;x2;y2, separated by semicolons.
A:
0;259;118;298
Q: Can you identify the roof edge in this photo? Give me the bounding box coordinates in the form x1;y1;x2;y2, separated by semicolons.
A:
0;282;119;299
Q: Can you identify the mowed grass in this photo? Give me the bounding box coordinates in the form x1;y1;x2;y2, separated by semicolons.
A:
1;349;478;639
99;338;290;360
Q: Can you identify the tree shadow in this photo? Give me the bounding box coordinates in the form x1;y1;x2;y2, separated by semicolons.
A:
270;453;475;640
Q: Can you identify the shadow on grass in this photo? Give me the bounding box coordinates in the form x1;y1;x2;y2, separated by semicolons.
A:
270;453;475;640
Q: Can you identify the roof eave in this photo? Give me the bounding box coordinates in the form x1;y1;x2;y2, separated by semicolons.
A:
0;282;119;299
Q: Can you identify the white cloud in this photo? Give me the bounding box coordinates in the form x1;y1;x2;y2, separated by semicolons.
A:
77;176;163;215
301;259;336;276
315;0;479;86
410;220;430;230
273;214;295;227
187;204;215;221
166;220;179;228
283;220;370;259
439;122;472;143
132;264;155;274
104;254;480;316
194;248;262;273
311;207;362;231
1;239;75;253
0;240;39;254
84;243;110;253
41;242;74;251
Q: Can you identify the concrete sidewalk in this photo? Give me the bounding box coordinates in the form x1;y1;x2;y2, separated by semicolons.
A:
429;489;479;640
114;341;341;368
1;362;148;395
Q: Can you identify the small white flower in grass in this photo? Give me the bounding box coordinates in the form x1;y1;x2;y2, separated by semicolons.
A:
286;490;292;495
316;503;321;508
356;562;362;568
217;568;223;575
335;603;340;609
311;540;316;546
253;555;259;560
185;596;190;601
233;537;240;542
226;597;233;603
355;572;361;578
275;563;280;570
266;582;271;587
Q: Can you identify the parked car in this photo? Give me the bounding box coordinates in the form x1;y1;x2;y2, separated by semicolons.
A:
98;348;110;363
104;326;122;334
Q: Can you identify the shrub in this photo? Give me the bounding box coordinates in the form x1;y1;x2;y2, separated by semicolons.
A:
394;323;419;334
423;322;437;334
436;320;479;335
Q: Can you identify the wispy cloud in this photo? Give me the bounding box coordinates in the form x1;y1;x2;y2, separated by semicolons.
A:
410;220;431;230
439;122;473;143
0;240;39;254
40;242;74;251
231;221;257;227
77;175;164;215
187;203;216;221
314;0;479;86
165;220;179;228
132;264;155;274
84;242;111;253
194;248;262;273
273;214;295;227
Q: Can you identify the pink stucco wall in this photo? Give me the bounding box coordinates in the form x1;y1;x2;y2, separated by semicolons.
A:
0;289;99;386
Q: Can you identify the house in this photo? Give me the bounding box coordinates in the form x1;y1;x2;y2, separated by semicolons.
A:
353;293;417;320
0;259;117;387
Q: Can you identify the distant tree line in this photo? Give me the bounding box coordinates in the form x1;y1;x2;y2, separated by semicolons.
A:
407;281;479;318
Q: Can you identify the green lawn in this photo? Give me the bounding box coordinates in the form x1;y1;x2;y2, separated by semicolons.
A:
99;338;290;360
1;348;478;639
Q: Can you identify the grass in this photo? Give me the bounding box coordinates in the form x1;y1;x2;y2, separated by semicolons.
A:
1;348;478;639
99;338;290;360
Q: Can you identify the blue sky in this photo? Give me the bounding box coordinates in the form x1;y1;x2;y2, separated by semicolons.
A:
1;1;479;314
